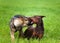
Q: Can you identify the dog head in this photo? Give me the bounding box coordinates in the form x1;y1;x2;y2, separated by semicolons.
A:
23;17;33;26
30;16;45;23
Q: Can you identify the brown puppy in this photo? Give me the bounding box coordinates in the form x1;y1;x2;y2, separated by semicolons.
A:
24;16;45;40
9;15;32;42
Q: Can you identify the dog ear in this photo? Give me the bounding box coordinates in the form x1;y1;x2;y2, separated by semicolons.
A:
35;16;45;19
40;16;45;18
34;16;45;18
38;16;45;18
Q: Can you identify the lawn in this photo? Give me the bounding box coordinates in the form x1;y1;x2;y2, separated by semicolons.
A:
0;0;60;43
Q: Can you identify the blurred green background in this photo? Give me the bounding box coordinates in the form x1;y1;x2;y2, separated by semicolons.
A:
0;0;60;43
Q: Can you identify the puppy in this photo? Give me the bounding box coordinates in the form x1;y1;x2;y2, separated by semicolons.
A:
24;16;45;40
9;15;32;42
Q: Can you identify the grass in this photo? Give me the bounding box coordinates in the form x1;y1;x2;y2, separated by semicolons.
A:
0;0;60;43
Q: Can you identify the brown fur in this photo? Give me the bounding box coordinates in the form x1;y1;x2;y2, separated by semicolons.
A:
24;16;45;40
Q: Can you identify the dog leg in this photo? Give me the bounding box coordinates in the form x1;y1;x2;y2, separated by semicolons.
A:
10;28;16;43
19;30;23;38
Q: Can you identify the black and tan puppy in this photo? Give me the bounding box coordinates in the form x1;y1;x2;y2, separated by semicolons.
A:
9;15;33;42
24;16;45;41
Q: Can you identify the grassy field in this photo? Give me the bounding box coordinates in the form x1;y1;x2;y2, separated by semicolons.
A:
0;0;60;43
